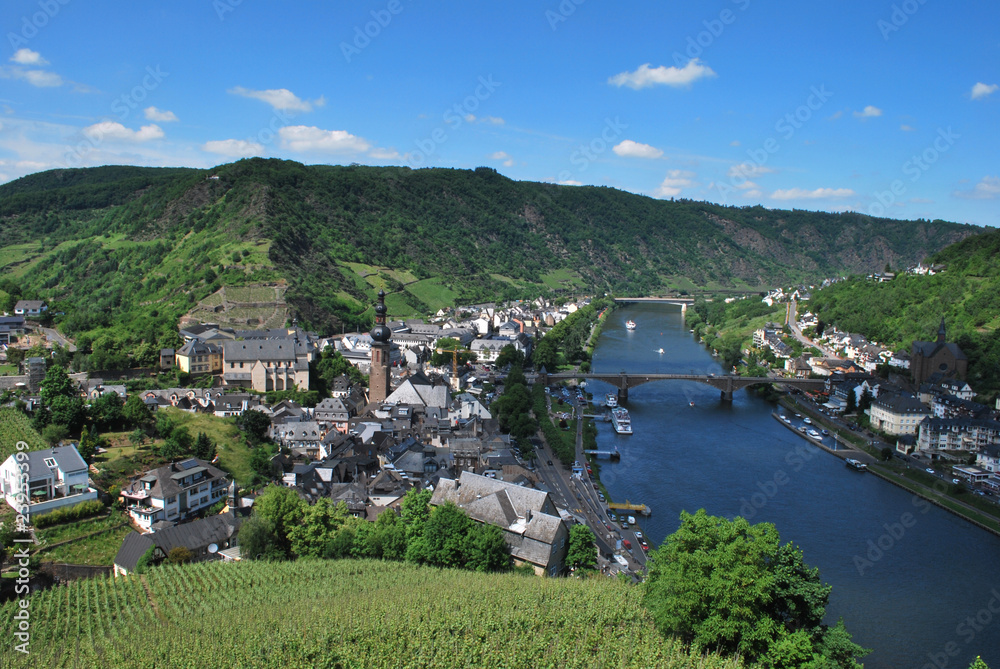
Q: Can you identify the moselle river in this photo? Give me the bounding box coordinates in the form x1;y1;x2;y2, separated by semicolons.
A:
589;303;1000;669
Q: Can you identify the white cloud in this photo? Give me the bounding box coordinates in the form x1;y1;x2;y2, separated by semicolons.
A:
278;125;370;153
228;86;324;112
144;106;178;122
481;116;505;125
10;49;47;66
608;59;716;90
201;139;265;158
827;110;843;120
971;82;998;100
727;164;775;180
854;105;882;118
953;175;1000;200
558;179;583;186
465;114;476;123
730;140;740;147
369;147;401;160
654;170;696;198
744;189;762;198
612;140;663;159
489;151;514;167
82;121;164;142
771;187;854;200
900;124;915;132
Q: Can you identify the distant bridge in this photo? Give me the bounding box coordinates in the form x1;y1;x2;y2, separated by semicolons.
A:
614;296;694;312
529;370;825;402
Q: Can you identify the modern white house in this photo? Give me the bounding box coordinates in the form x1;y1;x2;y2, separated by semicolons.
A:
13;300;47;317
120;458;230;531
0;445;97;518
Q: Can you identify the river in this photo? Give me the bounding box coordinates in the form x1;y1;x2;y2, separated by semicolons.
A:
589;302;1000;669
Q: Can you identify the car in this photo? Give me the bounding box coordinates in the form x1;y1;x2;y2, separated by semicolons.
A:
621;522;629;530
634;531;643;540
609;513;617;522
605;523;613;532
547;460;553;466
622;539;632;550
640;541;649;552
952;478;961;484
926;468;935;474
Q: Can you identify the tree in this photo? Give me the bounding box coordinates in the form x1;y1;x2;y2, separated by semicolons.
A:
41;423;69;445
89;392;124;432
237;409;272;445
194;432;216;460
858;387;872;412
135;545;157;574
288;499;348;558
880;447;893;462
123;393;152;429
494;344;525;369
412;501;471;568
39;365;75;404
48;395;87;434
566;524;598;573
845;388;857;415
431;337;475;367
644;509;868;668
166;546;193;564
238;512;284;561
253;485;305;557
464;523;510;572
368;509;408;560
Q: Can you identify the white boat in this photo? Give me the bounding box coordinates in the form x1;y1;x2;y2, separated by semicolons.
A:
625;320;637;330
605;393;618;408
656;347;664;354
611;407;632;435
845;458;868;471
808;429;821;439
689;401;695;407
803;417;812;425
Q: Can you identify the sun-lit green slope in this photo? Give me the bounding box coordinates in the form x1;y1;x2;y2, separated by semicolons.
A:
810;226;1000;397
0;559;740;669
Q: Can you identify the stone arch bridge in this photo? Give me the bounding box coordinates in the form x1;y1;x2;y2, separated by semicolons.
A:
529;370;825;402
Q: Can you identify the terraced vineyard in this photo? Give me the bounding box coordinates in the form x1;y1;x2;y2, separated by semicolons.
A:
0;407;48;461
0;559;740;669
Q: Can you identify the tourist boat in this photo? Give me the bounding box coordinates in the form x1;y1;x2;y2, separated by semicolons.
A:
625;320;637;330
605;393;618;408
845;458;868;471
611;407;632;434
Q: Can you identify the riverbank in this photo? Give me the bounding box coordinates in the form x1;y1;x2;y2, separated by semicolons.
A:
780;395;1000;536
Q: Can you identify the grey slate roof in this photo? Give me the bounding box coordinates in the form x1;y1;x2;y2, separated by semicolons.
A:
222;339;298;362
16;445;88;482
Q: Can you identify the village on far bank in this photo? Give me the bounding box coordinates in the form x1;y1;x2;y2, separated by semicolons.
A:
0;292;609;582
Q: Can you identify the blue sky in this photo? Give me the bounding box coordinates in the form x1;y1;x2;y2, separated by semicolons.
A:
1;0;998;225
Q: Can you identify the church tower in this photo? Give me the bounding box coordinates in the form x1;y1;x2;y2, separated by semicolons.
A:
369;289;392;404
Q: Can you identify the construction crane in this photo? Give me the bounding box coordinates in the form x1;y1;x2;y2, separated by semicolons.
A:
435;346;467;390
607;500;651;516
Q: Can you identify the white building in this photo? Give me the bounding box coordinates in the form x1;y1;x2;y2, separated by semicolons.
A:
120;458;230;531
1;445;97;518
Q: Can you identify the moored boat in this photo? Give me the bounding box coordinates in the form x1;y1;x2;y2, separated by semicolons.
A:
605;393;618;408
611;407;632;434
845;458;868;471
625;320;637;330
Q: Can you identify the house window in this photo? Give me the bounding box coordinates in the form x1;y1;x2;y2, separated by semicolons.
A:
44;458;57;468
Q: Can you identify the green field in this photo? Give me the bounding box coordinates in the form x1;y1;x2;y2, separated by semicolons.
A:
540;268;585;290
0;559;739;669
404;277;460;313
33;510;132;566
0;407;49;461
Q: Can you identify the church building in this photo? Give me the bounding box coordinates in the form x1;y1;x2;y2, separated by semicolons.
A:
910;318;967;386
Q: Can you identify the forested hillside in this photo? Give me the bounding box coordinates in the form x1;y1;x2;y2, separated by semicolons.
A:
810;226;1000;398
0;159;976;367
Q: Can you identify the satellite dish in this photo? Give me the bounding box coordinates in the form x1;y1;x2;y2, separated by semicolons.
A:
207;543;218;554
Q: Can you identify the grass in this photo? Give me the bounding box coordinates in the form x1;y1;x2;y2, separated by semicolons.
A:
384;291;419;318
541;268;585;290
0;364;17;376
405;277;460;313
33;509;133;566
158;407;253;485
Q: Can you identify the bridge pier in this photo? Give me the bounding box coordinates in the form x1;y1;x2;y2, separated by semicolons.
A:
720;390;733;402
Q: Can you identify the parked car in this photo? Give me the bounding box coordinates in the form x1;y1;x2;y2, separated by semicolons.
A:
634;531;643;540
622;539;632;550
926;468;935;474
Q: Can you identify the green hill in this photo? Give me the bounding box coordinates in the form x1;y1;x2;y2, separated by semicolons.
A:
0;559;740;669
0;159;977;367
810;226;1000;397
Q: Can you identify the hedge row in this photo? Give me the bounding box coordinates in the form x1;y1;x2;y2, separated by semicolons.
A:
33;500;106;528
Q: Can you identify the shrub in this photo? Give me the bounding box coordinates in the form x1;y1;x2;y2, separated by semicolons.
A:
33;499;105;528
